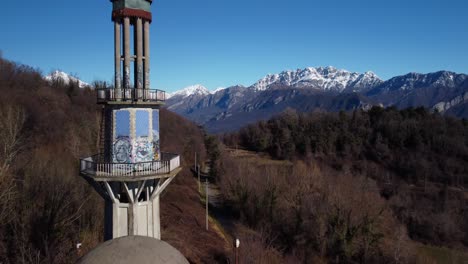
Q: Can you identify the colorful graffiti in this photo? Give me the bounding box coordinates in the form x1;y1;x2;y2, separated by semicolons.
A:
112;108;159;166
133;137;153;163
152;133;160;160
152;109;160;161
113;137;132;163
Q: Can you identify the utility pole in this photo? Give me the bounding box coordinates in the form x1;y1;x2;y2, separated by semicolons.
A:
235;238;240;264
196;152;200;193
205;179;209;231
198;165;201;193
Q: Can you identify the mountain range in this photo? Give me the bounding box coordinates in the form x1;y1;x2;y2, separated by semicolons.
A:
166;67;468;133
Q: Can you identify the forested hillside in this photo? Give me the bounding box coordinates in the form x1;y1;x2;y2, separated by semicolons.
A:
221;107;468;263
0;56;227;263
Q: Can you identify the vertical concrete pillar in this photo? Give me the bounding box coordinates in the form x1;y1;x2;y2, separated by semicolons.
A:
113;202;121;238
135;18;144;99
144;20;150;90
128;203;135;235
153;195;161;239
114;21;122;100
123;17;131;89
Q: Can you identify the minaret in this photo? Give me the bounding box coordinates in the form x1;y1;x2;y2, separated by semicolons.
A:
79;0;181;241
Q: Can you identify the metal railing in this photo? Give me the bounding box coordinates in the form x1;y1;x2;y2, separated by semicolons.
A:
96;88;166;103
80;152;180;177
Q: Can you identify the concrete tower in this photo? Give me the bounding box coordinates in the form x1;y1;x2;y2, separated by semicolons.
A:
79;0;181;241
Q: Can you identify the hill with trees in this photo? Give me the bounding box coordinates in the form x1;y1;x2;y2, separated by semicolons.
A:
220;107;468;263
0;56;228;263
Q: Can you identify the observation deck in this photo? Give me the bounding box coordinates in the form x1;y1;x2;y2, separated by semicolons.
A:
80;152;180;181
96;88;166;105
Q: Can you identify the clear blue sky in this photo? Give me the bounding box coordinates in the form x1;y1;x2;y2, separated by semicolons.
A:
1;0;467;92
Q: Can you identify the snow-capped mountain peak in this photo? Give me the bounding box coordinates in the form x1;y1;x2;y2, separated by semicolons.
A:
168;84;210;98
251;67;382;92
44;70;89;88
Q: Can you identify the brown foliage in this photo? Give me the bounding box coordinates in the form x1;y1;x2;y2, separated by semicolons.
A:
225;107;468;250
160;109;229;262
218;149;414;263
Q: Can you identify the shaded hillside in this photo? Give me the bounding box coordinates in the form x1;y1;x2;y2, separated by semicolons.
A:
203;87;373;133
159;108;230;263
0;56;102;264
222;107;468;261
217;148;414;263
0;57;228;263
230;107;468;188
217;147;468;263
367;71;468;111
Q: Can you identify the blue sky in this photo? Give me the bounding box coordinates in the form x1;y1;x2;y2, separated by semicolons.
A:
1;0;467;92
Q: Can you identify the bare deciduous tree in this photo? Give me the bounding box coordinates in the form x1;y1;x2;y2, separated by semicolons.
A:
0;104;25;172
0;104;25;223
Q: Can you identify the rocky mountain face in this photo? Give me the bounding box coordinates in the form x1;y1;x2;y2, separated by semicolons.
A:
367;71;468;111
252;66;383;93
166;67;468;133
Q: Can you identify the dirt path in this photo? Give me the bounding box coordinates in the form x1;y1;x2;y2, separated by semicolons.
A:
191;163;237;246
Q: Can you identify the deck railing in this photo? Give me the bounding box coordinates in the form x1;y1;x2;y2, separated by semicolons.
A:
80;152;180;177
96;88;166;103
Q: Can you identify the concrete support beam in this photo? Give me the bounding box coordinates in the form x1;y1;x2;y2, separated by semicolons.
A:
114;21;122;98
150;176;175;200
144;20;150;89
135;18;143;91
123;17;131;89
98;177;175;240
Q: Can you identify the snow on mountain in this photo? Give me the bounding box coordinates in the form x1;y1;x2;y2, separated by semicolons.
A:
165;68;468;133
167;84;210;99
44;70;89;88
168;67;383;100
211;87;226;94
251;66;382;92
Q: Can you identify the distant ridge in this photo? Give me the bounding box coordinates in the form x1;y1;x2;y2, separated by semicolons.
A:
166;67;468;133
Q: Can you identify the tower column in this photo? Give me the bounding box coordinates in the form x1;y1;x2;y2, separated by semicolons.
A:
114;20;122;99
135;18;144;92
123;17;131;89
144;20;150;89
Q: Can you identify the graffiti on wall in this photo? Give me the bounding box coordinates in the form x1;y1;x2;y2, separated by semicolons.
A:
112;109;159;166
113;137;132;163
113;110;131;163
152;109;160;160
133;137;153;163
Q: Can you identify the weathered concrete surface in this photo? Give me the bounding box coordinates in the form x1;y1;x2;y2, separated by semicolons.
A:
144;20;150;89
78;236;189;264
135;17;143;89
123;17;130;88
114;21;121;91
